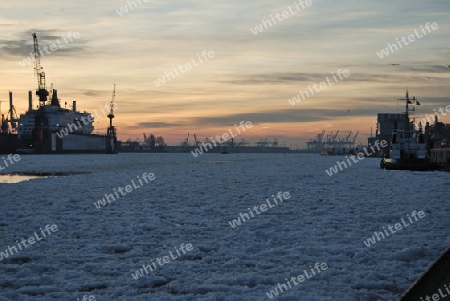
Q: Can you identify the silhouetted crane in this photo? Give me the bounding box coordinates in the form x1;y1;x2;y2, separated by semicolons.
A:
32;33;49;106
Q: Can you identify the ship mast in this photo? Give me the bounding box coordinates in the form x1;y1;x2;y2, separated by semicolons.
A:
398;90;417;136
32;33;49;107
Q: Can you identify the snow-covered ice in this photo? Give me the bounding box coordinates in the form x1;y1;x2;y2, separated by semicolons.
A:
0;153;449;300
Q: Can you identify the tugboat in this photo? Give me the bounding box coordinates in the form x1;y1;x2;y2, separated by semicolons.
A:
380;90;434;170
319;150;329;156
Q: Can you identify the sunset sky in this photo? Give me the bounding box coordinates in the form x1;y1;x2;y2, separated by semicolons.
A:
1;0;449;147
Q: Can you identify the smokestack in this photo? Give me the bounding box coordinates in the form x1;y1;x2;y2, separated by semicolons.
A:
73;101;76;112
28;91;33;111
9;91;13;122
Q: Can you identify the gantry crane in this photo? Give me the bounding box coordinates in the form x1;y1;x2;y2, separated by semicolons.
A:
345;130;352;142
352;131;359;143
193;134;200;147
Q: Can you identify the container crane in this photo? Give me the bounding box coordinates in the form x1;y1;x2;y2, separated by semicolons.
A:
193;134;200;147
318;130;325;143
352;131;359;143
333;130;339;142
143;133;148;145
345;130;352;142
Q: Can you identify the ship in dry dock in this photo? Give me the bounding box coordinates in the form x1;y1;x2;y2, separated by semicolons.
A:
0;33;117;154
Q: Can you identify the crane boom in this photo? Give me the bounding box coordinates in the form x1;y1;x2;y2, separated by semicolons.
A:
32;33;49;105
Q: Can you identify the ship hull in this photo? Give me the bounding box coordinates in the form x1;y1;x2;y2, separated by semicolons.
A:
380;157;440;171
17;131;117;154
0;133;19;154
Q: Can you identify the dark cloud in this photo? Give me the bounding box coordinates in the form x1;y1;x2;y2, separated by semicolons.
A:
221;71;396;85
171;108;378;127
388;64;450;73
222;73;323;85
223;66;450;86
0;29;88;58
82;90;103;97
135;122;184;128
121;108;378;130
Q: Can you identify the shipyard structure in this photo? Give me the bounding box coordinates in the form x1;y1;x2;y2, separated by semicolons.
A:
306;130;360;154
0;33;117;154
119;135;290;153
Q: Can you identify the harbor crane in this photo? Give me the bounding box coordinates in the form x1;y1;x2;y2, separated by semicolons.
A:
237;138;249;147
352;131;359;143
106;84;117;151
32;33;49;106
143;133;148;145
257;138;269;147
107;84;116;128
345;131;352;142
193;134;200;147
318;130;325;143
333;130;339;142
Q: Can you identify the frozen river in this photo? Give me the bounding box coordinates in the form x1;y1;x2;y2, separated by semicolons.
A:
0;153;449;300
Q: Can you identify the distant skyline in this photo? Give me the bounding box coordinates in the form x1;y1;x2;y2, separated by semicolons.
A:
1;0;449;147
